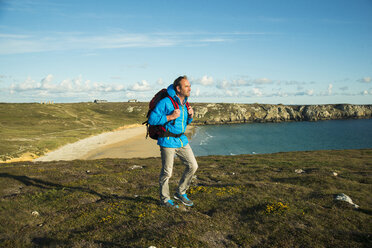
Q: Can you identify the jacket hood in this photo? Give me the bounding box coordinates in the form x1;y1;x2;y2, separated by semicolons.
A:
167;84;188;104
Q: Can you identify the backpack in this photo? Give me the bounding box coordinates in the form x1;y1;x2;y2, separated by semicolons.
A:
142;88;190;140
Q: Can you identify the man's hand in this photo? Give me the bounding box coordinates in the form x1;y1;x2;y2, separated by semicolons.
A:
188;106;194;118
167;109;181;121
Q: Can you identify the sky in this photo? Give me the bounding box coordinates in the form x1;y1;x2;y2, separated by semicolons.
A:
0;0;371;104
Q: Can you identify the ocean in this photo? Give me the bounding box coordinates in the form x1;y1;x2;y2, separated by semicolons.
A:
189;119;372;156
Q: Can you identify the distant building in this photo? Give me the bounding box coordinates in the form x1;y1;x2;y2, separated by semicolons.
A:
128;99;138;102
94;99;108;103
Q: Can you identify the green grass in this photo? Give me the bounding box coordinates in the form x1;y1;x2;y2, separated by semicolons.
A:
0;102;148;161
0;149;371;247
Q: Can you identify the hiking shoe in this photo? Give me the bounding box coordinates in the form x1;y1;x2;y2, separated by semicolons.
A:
162;199;179;209
174;193;194;206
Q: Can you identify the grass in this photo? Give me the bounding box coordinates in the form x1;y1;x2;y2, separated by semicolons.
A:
0;102;148;161
0;149;371;247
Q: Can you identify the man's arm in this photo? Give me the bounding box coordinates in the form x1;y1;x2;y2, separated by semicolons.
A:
148;99;180;125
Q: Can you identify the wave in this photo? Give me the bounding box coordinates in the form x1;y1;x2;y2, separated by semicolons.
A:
199;132;214;146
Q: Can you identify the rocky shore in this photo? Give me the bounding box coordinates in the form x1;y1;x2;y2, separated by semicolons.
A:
191;103;372;125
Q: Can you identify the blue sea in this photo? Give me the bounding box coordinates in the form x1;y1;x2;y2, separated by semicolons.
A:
189;119;372;156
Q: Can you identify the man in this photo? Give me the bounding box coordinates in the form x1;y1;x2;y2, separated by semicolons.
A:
148;75;198;208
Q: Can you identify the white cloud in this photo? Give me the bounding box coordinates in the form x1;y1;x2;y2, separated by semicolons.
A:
6;74;366;103
361;89;372;95
210;77;275;89
10;77;37;92
216;80;230;89
114;85;125;91
10;75;126;95
156;78;164;85
283;80;314;85
126;92;136;98
307;89;314;96
252;88;263;97
266;91;288;97
252;78;273;84
318;84;335;96
129;80;151;91
215;78;251;88
192;75;214;86
200;75;214;86
226;90;234;97
233;79;250;86
0;31;271;55
328;84;333;95
40;74;54;89
358;77;371;83
193;88;200;97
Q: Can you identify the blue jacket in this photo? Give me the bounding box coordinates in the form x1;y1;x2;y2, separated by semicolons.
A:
148;84;193;148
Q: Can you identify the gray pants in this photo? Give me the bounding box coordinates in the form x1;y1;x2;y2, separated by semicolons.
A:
159;144;198;203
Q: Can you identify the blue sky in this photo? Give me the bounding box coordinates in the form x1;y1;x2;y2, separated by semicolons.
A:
0;0;371;104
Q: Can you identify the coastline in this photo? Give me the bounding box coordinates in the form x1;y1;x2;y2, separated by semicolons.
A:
33;125;196;162
80;128;160;160
1;103;370;163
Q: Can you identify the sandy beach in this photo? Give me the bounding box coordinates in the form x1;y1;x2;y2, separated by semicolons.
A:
34;125;160;162
34;125;196;162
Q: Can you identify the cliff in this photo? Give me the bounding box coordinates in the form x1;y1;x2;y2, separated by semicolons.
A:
191;103;372;125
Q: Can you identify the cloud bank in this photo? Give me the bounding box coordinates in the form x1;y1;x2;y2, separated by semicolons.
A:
4;74;372;103
9;75;127;96
129;80;151;91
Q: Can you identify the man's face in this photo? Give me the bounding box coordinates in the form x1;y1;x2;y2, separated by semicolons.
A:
177;79;191;97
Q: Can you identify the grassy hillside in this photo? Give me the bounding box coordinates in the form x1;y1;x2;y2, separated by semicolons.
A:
0;102;148;161
0;149;371;247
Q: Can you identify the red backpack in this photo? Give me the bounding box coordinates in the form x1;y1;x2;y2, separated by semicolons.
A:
143;88;190;140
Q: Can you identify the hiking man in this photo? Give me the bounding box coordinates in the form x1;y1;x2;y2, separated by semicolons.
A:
148;75;198;208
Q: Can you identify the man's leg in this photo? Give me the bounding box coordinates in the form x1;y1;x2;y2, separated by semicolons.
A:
159;146;176;203
176;144;198;195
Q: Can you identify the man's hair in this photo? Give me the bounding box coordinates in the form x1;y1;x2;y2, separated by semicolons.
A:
173;75;188;92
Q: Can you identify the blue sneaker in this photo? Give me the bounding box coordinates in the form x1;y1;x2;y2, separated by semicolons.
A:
174;193;194;206
163;199;179;209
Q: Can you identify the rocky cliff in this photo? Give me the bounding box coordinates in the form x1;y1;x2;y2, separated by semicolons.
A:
190;103;372;125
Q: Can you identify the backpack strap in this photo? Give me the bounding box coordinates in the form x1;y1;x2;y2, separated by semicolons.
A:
185;101;192;119
185;101;190;110
160;129;184;138
167;96;179;109
167;96;179;125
